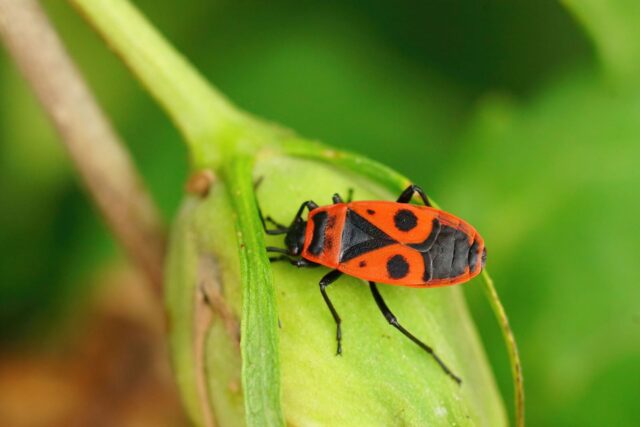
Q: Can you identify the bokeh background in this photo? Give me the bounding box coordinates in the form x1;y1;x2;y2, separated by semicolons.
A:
1;1;639;426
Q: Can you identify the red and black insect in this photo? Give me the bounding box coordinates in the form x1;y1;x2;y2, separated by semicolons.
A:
261;185;486;384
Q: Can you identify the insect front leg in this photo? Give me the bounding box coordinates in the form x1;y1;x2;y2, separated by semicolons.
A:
396;184;432;207
293;200;319;219
332;188;354;204
258;205;289;235
265;216;288;229
259;198;318;236
268;254;318;268
368;282;461;385
255;176;288;234
319;269;344;355
346;188;354;203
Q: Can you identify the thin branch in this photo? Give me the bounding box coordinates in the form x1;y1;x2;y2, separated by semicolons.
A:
482;271;525;427
0;0;165;293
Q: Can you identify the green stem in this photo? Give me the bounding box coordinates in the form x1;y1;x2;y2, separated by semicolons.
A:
68;0;246;168
481;270;525;427
223;155;284;426
280;138;412;191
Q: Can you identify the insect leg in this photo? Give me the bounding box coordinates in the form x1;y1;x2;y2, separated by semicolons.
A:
266;246;289;254
396;184;432;207
368;281;461;384
254;176;288;234
258;204;289;235
265;216;288;229
291;258;318;267
268;255;318;267
319;269;344;355
332;188;354;204
255;177;318;230
291;200;319;221
259;199;317;235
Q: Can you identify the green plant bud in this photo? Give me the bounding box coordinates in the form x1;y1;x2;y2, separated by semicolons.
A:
166;151;507;426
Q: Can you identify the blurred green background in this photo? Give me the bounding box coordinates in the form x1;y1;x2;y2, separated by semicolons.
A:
1;1;639;426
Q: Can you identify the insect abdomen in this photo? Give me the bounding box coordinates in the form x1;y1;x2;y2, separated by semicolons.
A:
427;224;472;280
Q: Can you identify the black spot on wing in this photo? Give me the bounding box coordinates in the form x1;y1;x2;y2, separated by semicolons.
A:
394;209;418;231
358;260;367;267
366;209;376;215
387;255;410;279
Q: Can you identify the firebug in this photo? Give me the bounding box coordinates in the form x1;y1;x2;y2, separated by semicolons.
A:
260;184;486;384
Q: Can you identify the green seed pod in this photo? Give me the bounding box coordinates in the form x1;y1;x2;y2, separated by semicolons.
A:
166;149;507;426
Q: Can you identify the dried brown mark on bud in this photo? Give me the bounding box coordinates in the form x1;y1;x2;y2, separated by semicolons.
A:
186;169;216;197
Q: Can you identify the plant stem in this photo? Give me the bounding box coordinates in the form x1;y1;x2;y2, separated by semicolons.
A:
0;0;165;293
481;271;525;427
